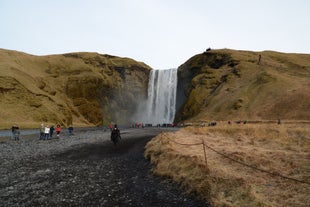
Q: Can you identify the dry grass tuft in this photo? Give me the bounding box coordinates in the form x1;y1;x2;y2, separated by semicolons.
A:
144;123;310;207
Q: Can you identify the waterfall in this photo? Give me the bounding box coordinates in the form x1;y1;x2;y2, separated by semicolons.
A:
142;68;178;125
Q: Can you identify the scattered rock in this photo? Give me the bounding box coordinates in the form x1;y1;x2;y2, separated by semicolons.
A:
0;128;209;206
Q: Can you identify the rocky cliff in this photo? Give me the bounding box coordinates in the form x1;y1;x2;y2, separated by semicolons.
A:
0;49;151;128
175;49;310;122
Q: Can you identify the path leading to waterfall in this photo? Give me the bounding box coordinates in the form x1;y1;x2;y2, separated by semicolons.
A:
0;127;209;206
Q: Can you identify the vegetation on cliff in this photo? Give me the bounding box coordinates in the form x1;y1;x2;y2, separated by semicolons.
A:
0;49;151;129
175;49;310;123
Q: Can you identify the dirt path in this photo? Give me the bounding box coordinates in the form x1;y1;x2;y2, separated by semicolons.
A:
0;128;209;206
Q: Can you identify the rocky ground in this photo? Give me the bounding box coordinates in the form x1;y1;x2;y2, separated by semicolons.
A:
0;127;209;207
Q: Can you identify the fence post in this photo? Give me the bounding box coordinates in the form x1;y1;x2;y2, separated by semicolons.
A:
202;139;208;169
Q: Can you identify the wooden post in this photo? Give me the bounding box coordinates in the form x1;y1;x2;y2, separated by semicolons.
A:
202;139;208;169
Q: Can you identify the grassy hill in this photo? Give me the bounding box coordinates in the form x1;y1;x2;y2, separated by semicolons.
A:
1;48;309;129
0;49;151;129
175;49;310;123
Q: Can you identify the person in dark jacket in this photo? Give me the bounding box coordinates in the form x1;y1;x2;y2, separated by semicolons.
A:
50;125;55;139
68;126;74;136
111;124;121;146
11;125;15;139
13;125;20;141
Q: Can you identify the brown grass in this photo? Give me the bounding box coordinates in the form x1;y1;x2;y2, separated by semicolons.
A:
0;49;151;129
145;122;310;207
175;49;310;123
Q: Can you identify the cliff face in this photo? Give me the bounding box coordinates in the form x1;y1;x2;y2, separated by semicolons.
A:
0;49;151;128
1;48;309;128
175;49;310;122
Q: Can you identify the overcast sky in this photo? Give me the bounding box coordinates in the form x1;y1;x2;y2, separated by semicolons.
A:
1;0;309;69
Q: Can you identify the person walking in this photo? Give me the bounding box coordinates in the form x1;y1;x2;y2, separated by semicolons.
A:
258;54;262;65
111;124;121;146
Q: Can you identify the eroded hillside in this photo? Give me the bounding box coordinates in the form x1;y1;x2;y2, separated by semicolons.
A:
175;49;310;122
0;49;151;128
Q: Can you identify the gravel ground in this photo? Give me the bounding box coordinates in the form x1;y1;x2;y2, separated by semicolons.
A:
0;128;209;207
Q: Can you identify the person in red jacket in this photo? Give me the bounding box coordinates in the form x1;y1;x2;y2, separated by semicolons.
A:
56;124;61;138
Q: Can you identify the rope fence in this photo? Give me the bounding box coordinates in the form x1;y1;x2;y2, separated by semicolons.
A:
166;136;310;185
168;138;208;168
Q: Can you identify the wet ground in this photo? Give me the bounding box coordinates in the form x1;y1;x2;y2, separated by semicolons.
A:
0;128;209;206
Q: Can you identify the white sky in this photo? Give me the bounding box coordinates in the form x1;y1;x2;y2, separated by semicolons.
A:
1;0;309;69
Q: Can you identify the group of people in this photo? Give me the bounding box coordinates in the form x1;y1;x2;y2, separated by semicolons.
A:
39;124;62;140
131;123;144;128
10;124;74;141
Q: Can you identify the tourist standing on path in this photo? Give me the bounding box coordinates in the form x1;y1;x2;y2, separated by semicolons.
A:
11;125;15;139
44;126;50;140
68;126;74;136
39;124;45;140
50;125;55;139
13;125;20;141
56;124;61;138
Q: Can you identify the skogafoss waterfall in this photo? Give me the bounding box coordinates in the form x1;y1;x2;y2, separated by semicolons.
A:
142;68;177;125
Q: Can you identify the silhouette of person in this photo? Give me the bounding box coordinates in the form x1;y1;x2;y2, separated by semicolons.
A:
111;124;121;145
258;54;261;65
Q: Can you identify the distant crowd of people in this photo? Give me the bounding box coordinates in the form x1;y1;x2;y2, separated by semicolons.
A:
39;124;74;140
9;124;74;141
9;118;282;142
128;122;175;128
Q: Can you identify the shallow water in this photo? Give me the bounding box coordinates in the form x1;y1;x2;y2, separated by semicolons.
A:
0;126;108;138
0;129;38;137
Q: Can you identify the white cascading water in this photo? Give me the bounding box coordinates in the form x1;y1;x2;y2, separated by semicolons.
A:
142;68;178;125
